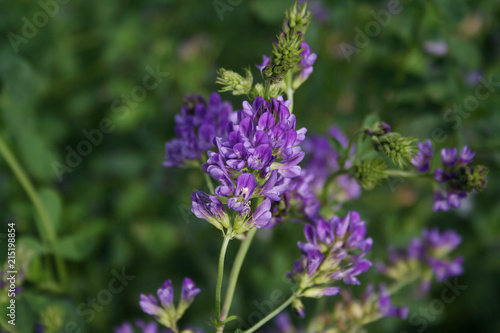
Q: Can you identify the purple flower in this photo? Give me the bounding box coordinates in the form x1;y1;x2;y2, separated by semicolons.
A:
412;140;434;172
247;198;273;228
298;42;317;80
163;93;235;168
227;173;257;211
441;148;457;166
191;191;230;230
139;278;200;329
458;146;475;165
200;97;307;233
433;191;450;212
139;294;162;316
306;249;323;276
181;277;201;304
289;211;372;315
273;313;295;333
256;55;270;78
464;70;483;86
380;228;463;288
115;322;134;333
331;283;408;329
424;40;448;57
378;284;409;319
157;280;174;308
430;145;486;211
280;127;360;222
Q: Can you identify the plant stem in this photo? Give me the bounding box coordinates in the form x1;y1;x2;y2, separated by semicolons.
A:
385;169;432;178
243;294;297;333
204;171;215;194
220;228;257;323
339;130;363;169
0;134;68;287
286;71;294;113
321;168;350;204
215;234;232;330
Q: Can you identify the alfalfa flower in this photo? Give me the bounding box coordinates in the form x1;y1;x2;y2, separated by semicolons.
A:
289;211;373;317
198;96;306;234
163;93;235;168
139;278;201;331
432;146;488;211
378;228;463;292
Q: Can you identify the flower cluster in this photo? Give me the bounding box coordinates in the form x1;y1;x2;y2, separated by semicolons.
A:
163;93;235;168
379;228;463;291
139;278;200;331
272;127;360;225
289;211;373;317
262;3;311;84
412;142;489;211
192;97;306;234
328;284;408;331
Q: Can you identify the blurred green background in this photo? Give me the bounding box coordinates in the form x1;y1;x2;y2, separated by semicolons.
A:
1;0;499;332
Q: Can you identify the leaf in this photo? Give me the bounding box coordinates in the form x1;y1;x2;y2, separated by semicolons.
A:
39;188;62;234
18;236;44;258
51;222;106;261
361;114;380;129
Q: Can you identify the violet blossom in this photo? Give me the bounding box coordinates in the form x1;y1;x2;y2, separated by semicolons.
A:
198;96;306;233
163;93;235;168
379;228;463;292
289;211;373;317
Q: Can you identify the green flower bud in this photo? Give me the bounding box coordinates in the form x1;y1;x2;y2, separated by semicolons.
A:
458;165;489;192
249;83;281;100
370;133;417;167
216;67;253;95
263;2;311;84
352;158;388;190
292;298;306;317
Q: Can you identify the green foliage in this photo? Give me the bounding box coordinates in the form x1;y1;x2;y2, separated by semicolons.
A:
0;0;499;332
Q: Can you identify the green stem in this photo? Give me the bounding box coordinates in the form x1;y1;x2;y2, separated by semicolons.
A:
215;234;232;328
243;294;297;333
322;169;350;204
204;171;215;194
286;71;294;113
0;134;68;287
220;228;257;322
385;170;432;178
387;272;421;295
339;130;363;169
357;272;422;328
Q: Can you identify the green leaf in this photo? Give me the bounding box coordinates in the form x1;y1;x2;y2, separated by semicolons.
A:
361;114;380;129
39;188;62;234
51;222;106;261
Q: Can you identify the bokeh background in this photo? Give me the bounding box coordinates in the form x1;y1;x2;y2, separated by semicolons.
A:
1;0;500;332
